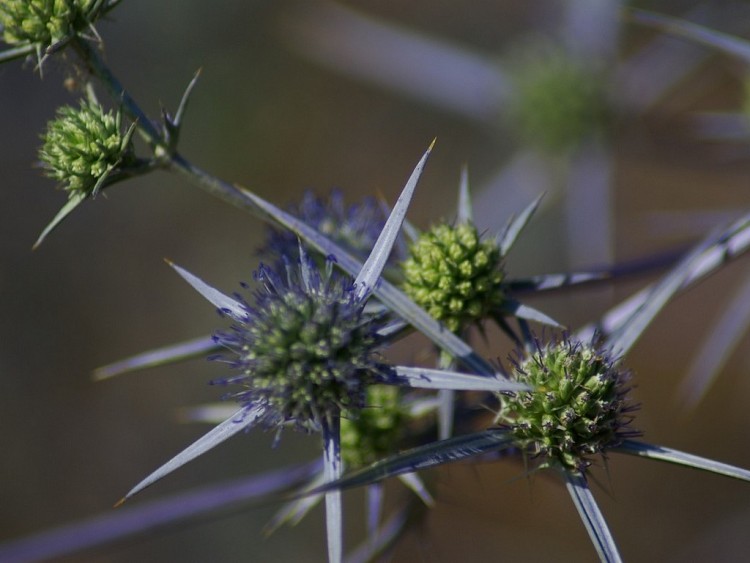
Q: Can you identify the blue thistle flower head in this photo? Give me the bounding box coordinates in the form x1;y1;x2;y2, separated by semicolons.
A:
260;189;406;268
211;251;393;434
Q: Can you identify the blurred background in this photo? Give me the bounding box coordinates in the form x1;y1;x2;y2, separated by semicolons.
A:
2;0;750;561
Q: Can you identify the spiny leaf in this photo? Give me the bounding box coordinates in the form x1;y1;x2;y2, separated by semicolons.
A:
167;261;248;321
120;407;263;502
614;440;750;482
94;336;217;381
563;471;622;563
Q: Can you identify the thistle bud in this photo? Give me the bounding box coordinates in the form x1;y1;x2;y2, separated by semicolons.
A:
401;222;505;333
497;336;638;472
39;100;136;198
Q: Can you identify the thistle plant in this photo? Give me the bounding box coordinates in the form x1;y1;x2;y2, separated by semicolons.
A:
5;3;750;563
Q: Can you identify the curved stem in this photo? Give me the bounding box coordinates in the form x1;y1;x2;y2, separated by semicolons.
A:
72;38;163;147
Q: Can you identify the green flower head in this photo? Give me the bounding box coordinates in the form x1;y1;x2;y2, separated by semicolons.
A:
39;100;136;198
340;385;408;468
496;336;639;472
401;222;505;333
0;0;103;51
509;47;610;153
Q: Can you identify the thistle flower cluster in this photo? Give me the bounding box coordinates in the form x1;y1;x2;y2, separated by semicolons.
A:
401;222;505;333
496;337;639;471
510;49;610;152
339;385;407;468
211;256;392;433
261;189;404;268
39;100;135;198
0;0;102;50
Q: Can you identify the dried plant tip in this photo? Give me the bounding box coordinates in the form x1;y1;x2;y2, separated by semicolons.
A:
401;222;505;333
39;99;136;198
496;336;638;472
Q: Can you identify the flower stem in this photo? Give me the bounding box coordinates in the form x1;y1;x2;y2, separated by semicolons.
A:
322;416;343;563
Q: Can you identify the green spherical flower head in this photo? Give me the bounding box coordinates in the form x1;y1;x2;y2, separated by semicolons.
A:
340;385;407;468
496;337;638;472
39;100;136;198
401;222;505;333
510;49;610;153
213;257;392;433
0;0;100;50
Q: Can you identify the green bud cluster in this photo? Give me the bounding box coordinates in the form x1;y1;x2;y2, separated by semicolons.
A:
39;100;135;197
510;51;609;153
0;0;99;50
496;338;637;471
401;222;505;333
340;385;406;468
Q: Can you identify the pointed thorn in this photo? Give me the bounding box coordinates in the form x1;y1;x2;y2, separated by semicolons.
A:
113;497;126;508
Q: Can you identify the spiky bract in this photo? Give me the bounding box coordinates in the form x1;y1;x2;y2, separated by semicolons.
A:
39;100;135;197
496;337;638;471
212;257;391;433
401;222;505;333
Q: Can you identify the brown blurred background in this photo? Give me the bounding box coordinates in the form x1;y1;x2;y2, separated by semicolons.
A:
2;1;750;561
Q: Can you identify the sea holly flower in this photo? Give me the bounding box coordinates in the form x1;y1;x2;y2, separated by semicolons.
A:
208;252;392;436
496;335;639;472
402;221;506;334
117;163;419;563
402;171;562;341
